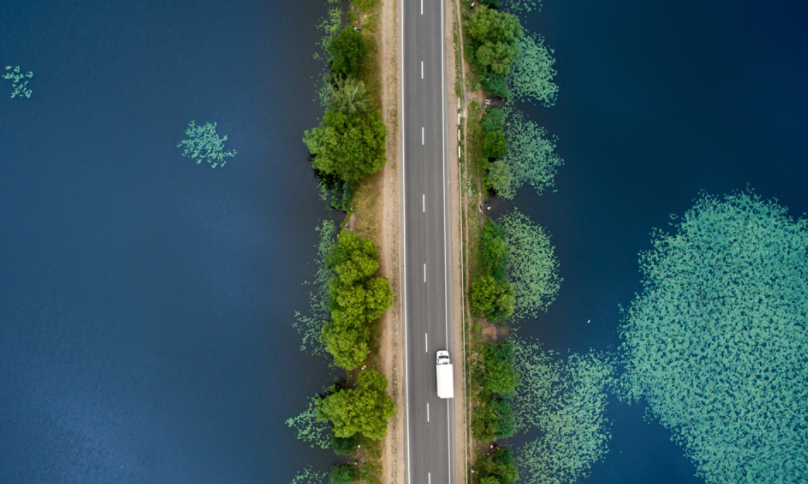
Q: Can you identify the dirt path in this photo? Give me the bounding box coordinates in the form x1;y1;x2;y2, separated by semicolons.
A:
375;0;405;482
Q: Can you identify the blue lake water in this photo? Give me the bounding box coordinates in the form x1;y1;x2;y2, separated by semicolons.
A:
0;0;336;482
510;0;808;482
2;0;807;483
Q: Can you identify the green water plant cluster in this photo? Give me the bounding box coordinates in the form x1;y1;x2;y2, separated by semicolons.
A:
500;209;560;321
294;220;338;358
290;466;328;484
500;109;564;200
3;66;34;98
469;221;515;322
509;33;558;106
177;121;236;168
619;190;808;484
511;336;615;484
286;395;333;450
322;231;393;370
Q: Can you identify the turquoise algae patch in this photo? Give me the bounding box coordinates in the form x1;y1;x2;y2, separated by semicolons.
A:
3;66;33;98
177;121;237;168
511;336;615;484
620;190;808;483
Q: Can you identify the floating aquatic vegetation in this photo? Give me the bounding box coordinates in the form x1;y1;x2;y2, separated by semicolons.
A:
3;66;34;98
314;0;344;107
285;396;332;450
176;121;236;168
512;335;615;484
290;466;328;484
500;209;561;321
509;33;558;107
294;219;337;358
500;110;564;200
619;190;808;483
501;0;542;14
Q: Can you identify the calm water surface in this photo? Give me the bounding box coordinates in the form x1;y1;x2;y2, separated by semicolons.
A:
511;0;808;482
0;1;335;482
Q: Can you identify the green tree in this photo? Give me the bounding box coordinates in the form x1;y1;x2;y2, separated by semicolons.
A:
480;74;510;99
332;433;358;455
483;131;508;159
304;109;388;183
316;369;396;440
482;340;519;396
322;231;393;369
329;463;357;484
467;6;522;77
327;27;368;79
329;77;370;115
473;448;519;484
481;108;505;132
486;160;512;194
470;275;514;322
480;222;509;280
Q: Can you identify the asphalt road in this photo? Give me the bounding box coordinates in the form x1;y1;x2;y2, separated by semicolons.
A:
400;0;456;482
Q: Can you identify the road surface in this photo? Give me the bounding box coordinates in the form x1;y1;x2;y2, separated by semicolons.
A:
400;0;456;482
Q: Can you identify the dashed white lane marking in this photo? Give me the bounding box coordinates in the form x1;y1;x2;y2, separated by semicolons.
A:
420;0;423;14
425;333;428;353
422;194;425;212
421;61;424;79
423;263;426;282
421;127;424;145
427;402;430;422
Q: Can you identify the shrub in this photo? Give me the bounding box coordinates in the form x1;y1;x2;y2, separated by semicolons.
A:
327;27;368;79
483;131;508;159
329;463;357;484
332;433;358;455
481;108;505;132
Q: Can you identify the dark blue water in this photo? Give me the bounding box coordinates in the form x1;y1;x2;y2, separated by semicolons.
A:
512;0;808;482
0;1;336;482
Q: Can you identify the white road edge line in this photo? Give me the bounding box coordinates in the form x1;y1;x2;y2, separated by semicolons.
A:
440;0;452;481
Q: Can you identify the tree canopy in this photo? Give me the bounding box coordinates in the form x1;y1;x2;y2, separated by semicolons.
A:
316;369;396;440
483;131;508;159
328;77;370;115
467;6;522;79
304;108;387;183
481;340;520;397
327;27;368;79
322;231;393;369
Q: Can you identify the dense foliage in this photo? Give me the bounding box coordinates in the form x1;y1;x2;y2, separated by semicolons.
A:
511;336;615;484
322;231;393;369
486;160;513;194
473;447;519;484
177;121;236;169
329;463;357;484
500;110;564;199
304;108;387;183
620;191;808;483
480;340;520;397
509;33;558;106
483;131;508;159
470;222;515;322
316;369;396;440
328;77;370;115
326;27;368;79
467;6;522;78
500;209;560;321
332;433;358;455
481;108;505;132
